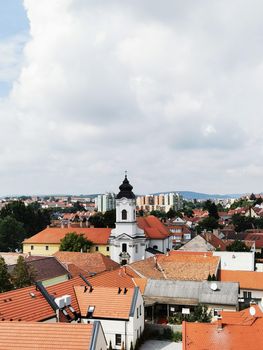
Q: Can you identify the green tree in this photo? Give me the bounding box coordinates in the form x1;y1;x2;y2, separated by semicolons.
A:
11;256;36;288
231;214;254;232
226;240;250;252
0;256;13;292
0;216;26;251
192;303;212;323
203;200;219;220
149;210;166;219
0;201;50;238
167;208;176;219
197;216;219;232
59;232;92;252
103;209;116;228
88;212;105;228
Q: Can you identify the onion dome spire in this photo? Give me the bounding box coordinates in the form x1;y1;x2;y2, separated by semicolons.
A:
116;173;136;199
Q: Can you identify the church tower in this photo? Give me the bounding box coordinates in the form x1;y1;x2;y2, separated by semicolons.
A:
109;175;146;264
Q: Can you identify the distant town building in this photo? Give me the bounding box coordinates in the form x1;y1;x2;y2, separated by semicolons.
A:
136;192;183;212
96;192;116;213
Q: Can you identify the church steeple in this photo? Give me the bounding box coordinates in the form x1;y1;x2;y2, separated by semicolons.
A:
116;174;135;199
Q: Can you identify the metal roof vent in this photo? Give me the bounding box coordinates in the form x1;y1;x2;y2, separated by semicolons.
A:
210;282;218;291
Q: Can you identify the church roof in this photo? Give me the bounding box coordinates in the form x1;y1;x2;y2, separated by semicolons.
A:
116;175;136;199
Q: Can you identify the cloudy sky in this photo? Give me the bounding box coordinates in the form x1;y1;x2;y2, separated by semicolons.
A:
1;0;263;196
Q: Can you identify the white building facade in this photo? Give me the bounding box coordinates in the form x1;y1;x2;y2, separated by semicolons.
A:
110;176;146;264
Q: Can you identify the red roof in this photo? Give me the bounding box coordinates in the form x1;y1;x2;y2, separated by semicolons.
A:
0;322;96;349
219;270;263;290
23;227;111;245
137;216;169;239
89;266;139;288
54;252;119;277
0;276;85;322
183;306;263;349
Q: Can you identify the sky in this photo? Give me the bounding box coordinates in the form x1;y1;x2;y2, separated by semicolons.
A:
1;0;263;196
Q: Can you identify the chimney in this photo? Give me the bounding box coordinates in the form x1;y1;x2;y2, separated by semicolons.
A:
217;318;223;331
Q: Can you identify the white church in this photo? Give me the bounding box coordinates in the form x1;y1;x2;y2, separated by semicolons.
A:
109;175;172;264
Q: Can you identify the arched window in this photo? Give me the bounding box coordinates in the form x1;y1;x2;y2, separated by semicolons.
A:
122;243;127;252
122;209;127;220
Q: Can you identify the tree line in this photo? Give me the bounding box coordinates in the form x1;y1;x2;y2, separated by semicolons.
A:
0;255;36;293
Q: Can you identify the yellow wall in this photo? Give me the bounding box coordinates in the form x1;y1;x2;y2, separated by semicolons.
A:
23;243;110;256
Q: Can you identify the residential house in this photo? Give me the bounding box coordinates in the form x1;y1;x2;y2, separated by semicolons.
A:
75;285;144;349
23;227;112;256
143;279;238;323
220;270;263;308
182;304;263;350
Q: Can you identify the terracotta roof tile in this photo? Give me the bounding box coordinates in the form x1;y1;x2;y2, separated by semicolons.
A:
0;322;94;349
219;270;263;290
183;306;263;350
23;227;111;245
54;252;119;277
88;266;139;288
137;216;169;239
75;285;134;319
130;253;219;281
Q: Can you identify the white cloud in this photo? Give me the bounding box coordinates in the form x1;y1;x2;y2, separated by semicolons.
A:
1;0;263;195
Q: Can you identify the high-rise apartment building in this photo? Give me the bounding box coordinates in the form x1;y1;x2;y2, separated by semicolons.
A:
96;193;116;213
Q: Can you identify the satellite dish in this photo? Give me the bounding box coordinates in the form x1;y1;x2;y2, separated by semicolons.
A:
210;282;218;291
250;306;256;316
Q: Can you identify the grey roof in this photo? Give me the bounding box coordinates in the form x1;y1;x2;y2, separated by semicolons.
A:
143;279;238;306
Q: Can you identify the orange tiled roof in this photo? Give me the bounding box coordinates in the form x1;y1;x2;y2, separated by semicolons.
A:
219;270;263;290
137;216;169;239
89;266;139;288
183;306;263;350
0;322;94;349
23;227;111;245
0;276;85;322
75;285;135;319
130;253;219;281
54;252;119;277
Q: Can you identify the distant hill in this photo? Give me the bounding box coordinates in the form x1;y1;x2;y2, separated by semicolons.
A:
151;191;243;200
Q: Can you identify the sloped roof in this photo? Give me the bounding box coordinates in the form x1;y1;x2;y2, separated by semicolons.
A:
23;227;111;245
54;252;119;277
75;285;136;320
19;256;68;281
88;266;139;288
0;276;85;322
183;306;263;350
179;235;215;252
130;253;220;281
137;216;169;239
144;279;238;306
0;322;96;350
220;270;263;290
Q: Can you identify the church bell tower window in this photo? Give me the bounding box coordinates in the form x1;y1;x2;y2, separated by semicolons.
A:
122;209;127;220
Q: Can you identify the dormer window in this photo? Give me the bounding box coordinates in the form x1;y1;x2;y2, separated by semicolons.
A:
122;209;127;220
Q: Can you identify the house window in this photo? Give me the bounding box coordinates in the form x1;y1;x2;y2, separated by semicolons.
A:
31;245;34;250
122;243;127;253
106;246;110;252
45;246;49;251
115;334;122;346
137;307;139;318
243;291;252;299
135;245;138;254
122;209;127;220
95;246;99;251
139;305;142;316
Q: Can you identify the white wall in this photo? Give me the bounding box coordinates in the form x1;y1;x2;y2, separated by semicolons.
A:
82;291;144;349
213;251;255;271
